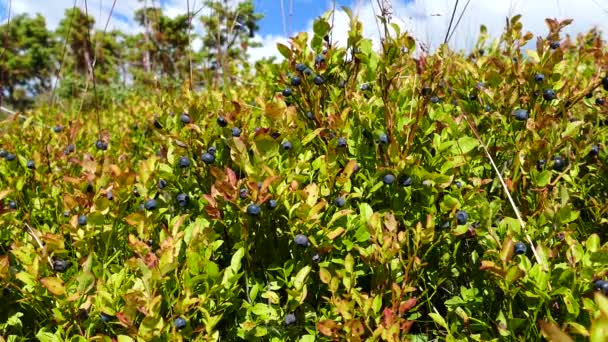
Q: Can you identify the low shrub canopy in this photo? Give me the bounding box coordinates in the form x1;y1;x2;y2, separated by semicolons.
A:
1;11;608;342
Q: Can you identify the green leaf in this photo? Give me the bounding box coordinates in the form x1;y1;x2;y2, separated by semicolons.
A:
231;247;245;273
294;265;311;290
276;43;291;59
536;170;551;187
313;19;330;38
429;312;448;329
452;136;479;154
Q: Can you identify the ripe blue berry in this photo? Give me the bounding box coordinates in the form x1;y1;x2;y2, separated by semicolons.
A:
217;116;228;127
247;204;261;216
284;313;297;326
232;127;242;137
294;234;309;247
543;88;556;101
334;196;346;207
281;141;292;151
26;160;35;169
178;156;190;168
552;156;566;171
534;73;545;83
337;137;347;148
512;108;529;121
456;210;468;225
383;174;395;185
514;242;527;255
144;199;158;211
53;259;69;273
174;317;187;330
313;75;325;85
201;152;215;164
176;193;189;207
181;113;191;124
291;76;302;86
78;215;88;226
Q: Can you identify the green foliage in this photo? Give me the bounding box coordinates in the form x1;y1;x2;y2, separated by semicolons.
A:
1;8;608;342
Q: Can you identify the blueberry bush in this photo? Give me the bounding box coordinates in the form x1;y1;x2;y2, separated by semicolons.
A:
1;10;608;341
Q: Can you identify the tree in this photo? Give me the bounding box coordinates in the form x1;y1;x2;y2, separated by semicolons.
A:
199;0;263;70
0;14;56;109
130;6;194;84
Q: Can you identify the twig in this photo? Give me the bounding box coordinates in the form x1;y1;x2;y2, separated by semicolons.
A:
461;114;545;271
24;223;53;267
444;0;460;44
447;0;472;43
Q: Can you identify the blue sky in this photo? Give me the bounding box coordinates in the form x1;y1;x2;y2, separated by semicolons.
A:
0;0;348;37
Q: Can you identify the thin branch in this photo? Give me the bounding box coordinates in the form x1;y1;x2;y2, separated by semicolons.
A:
443;0;460;44
83;0;102;137
447;0;472;43
49;0;79;109
460;114;545;270
0;0;11;109
25;223;54;267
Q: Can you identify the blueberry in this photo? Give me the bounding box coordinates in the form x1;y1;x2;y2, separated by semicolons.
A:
95;140;107;151
512;108;529;121
271;132;281;139
144;199;158;211
26;160;35;169
78;215;88;226
64;144;75;155
176;193;189;207
378;133;389;144
360;83;371;91
0;149;6;158
383;174;395;185
232;127;242;137
5;153;15;161
313;75;325;85
291;76;302;86
315;54;325;65
514;242;527;255
589;144;600;157
294;234;309;247
178;156;190;168
337;137;347;148
247;204;261;216
552;156;566;171
399;175;413;187
174;317;187;330
430;96;440;104
201;152;215;164
106;190;113;201
8;201;17;210
284;313;297;326
456;210;468;225
306;111;314;120
282;88;293;97
295;63;307;72
334;196;346;207
485;105;492;112
100;313;112;323
550;41;560;49
304;68;313;76
207;146;217;155
455;180;462;188
421;86;432;97
267;199;277;209
596;98;605;106
239;188;248;198
586;92;594;99
312;253;321;263
133;188;140;197
53;125;64;133
543;89;556;101
281;141;292;151
534;73;545;83
158;179;167;189
63;210;70;217
602;76;608;91
536;159;546;171
180;113;191;124
52;259;69;273
217;116;228;127
86;182;94;193
338;80;347;88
